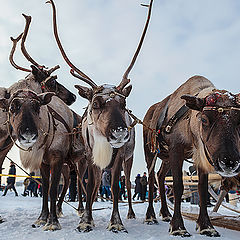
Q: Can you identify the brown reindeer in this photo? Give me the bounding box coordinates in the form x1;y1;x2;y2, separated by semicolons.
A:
0;88;86;231
143;76;240;237
0;14;77;225
47;0;154;232
0;13;76;173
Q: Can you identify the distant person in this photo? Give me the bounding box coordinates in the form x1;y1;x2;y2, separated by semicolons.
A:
119;175;126;200
2;161;18;196
22;177;30;196
27;172;38;197
0;166;5;190
140;172;148;201
69;170;77;202
132;174;142;200
101;169;111;200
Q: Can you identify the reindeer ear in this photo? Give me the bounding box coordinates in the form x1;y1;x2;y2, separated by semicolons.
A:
74;85;93;100
31;65;39;77
0;98;9;110
0;88;9;110
181;95;205;111
38;92;55;105
122;85;132;97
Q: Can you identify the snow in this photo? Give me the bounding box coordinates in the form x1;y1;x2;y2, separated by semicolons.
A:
0;187;239;240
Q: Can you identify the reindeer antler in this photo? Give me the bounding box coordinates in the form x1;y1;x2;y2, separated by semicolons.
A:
21;14;45;69
46;0;97;88
9;33;31;72
117;0;154;91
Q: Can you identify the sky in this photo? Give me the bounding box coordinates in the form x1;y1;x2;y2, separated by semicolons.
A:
0;0;239;182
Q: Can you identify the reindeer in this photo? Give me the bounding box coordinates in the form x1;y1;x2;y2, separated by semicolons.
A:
143;76;240;237
0;13;76;174
0;14;81;226
0;87;86;230
47;0;154;232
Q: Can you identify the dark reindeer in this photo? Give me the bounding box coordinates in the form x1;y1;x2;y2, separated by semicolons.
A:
143;76;240;237
47;0;154;232
0;87;86;231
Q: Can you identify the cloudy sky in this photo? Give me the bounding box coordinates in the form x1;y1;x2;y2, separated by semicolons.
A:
0;0;239;181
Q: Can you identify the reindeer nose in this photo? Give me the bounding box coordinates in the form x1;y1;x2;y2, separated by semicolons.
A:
218;155;239;172
111;127;129;140
19;127;38;145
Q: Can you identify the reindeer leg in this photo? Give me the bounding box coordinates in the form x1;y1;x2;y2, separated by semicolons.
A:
77;164;100;232
123;156;135;219
196;168;220;237
57;164;70;217
169;145;190;237
108;150;127;233
158;161;172;222
42;154;63;231
76;160;87;216
144;151;158;224
33;162;50;228
145;158;158;225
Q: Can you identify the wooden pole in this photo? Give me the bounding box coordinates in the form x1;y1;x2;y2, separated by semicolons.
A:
213;190;228;213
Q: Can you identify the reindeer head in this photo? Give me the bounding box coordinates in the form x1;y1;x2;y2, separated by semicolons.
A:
181;90;240;177
0;89;54;149
9;14;76;106
75;84;132;148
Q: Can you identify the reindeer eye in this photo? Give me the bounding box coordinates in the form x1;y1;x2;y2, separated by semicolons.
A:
92;101;100;109
201;115;209;126
10;100;21;113
31;100;40;113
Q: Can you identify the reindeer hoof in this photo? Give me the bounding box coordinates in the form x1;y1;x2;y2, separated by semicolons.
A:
198;227;220;237
32;219;47;228
144;217;159;225
169;226;191;237
107;223;128;233
42;222;61;231
76;221;94;232
76;225;93;233
161;216;172;222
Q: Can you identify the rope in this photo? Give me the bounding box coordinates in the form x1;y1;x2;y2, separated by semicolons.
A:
126;109;157;134
4;156;77;211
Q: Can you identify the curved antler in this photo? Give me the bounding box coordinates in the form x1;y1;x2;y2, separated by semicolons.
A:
118;0;154;91
46;0;97;88
9;33;31;72
21;14;44;69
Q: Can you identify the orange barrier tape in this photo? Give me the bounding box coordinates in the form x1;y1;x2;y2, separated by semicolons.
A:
0;174;41;178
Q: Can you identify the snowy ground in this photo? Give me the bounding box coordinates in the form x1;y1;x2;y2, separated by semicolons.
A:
0;187;239;240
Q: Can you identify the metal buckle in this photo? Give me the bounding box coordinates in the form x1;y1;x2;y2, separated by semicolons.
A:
165;125;171;133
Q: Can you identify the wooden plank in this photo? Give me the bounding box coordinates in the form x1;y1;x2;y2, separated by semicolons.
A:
165;173;222;181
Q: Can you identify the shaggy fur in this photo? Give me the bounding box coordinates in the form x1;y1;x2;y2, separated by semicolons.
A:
92;130;113;169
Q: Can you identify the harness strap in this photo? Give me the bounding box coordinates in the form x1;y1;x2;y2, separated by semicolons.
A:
200;136;214;166
165;105;189;133
38;112;54;150
47;105;71;133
